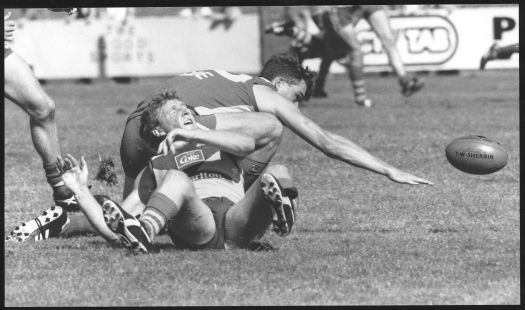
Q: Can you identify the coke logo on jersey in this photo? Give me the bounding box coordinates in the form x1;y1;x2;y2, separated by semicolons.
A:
357;15;458;66
175;150;205;169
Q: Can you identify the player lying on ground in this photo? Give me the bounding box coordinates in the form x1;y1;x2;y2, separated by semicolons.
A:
6;92;296;249
55;100;297;253
266;6;424;106
122;53;433;202
479;43;519;70
4;9;80;211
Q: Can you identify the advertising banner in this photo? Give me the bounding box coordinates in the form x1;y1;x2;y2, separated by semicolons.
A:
9;19;103;79
303;6;519;73
103;15;261;77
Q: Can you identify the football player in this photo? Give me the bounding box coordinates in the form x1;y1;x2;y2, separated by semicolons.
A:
122;52;433;200
11;93;298;252
6;91;293;246
4;9;80;212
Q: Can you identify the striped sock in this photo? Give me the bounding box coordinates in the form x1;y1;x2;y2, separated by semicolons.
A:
140;208;166;241
352;80;367;103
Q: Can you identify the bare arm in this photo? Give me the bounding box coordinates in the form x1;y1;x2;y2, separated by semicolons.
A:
158;128;255;157
57;155;120;244
253;85;433;185
213;112;282;147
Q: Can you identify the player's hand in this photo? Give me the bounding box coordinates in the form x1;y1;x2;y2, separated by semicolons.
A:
157;128;192;155
57;154;89;193
4;12;16;42
386;168;434;185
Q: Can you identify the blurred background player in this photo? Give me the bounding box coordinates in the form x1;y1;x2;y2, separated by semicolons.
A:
266;5;424;106
479;43;519;70
4;9;80;211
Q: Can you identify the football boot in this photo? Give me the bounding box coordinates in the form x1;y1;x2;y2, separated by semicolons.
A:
356;98;373;108
247;239;278;252
99;195;152;253
400;75;425;97
260;173;297;237
6;206;69;242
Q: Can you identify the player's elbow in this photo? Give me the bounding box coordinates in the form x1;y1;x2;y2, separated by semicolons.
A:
257;113;284;146
237;139;256;157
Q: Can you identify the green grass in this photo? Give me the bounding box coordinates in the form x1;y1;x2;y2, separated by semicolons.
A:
4;70;520;306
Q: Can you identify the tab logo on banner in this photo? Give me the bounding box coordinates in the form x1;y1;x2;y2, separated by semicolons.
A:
357;15;458;66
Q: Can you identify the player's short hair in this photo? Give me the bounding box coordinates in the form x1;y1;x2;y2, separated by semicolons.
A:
259;52;318;101
139;89;182;145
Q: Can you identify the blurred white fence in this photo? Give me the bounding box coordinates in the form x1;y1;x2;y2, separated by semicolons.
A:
10;14;261;79
9;6;518;79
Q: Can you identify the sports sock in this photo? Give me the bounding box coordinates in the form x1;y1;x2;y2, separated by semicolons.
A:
239;158;269;190
44;161;74;200
140;192;179;241
351;79;367;103
347;64;368;103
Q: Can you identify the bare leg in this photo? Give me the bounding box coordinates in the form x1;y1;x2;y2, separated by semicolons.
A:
224;164;295;247
5;53;59;164
142;169;215;245
4;53;75;206
367;9;407;79
337;24;371;106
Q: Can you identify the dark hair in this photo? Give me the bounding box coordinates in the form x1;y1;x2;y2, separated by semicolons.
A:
259;52;318;101
139;89;182;145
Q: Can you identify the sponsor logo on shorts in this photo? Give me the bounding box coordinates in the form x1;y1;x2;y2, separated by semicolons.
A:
190;172;228;181
174;150;205;169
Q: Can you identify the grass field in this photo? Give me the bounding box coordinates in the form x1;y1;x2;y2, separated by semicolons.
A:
3;69;520;306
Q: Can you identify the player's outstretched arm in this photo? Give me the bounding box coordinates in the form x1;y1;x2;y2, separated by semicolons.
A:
57;154;121;244
254;86;433;185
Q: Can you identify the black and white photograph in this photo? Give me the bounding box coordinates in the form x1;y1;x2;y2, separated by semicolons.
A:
3;2;519;306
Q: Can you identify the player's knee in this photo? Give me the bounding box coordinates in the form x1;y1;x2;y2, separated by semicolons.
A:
27;95;55;121
162;170;197;200
195;216;216;245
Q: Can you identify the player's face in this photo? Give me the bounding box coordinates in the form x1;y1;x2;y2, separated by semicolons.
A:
156;99;197;132
275;79;307;106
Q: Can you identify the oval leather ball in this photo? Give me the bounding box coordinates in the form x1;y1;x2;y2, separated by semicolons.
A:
445;135;508;174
